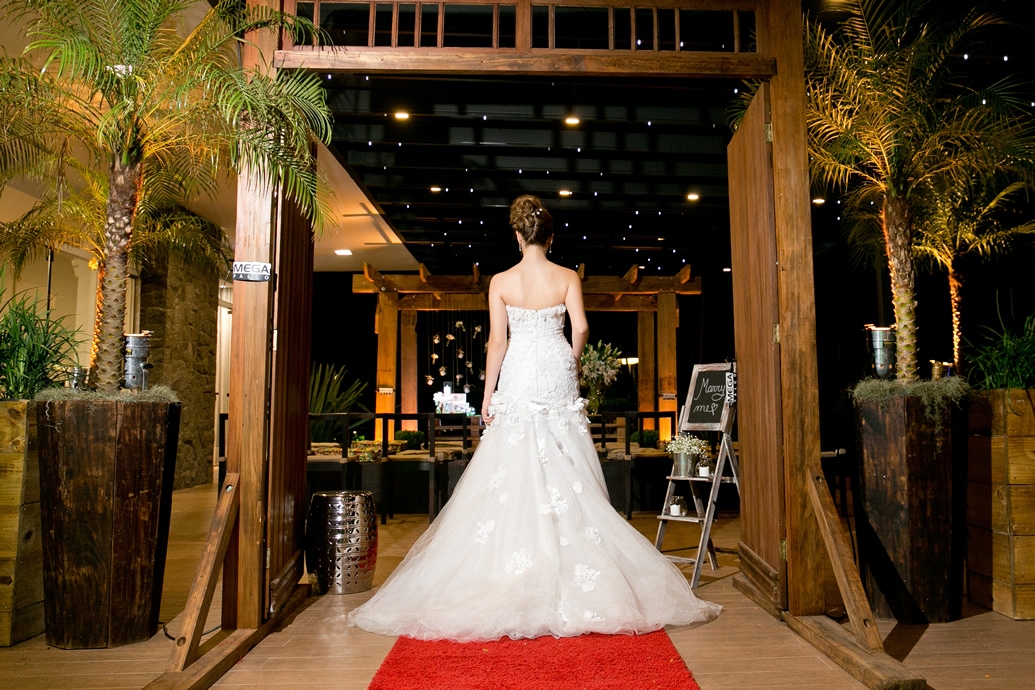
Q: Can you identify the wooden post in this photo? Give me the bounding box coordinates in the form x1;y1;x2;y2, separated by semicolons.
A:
637;311;656;428
375;292;399;442
400;310;418;431
656;293;678;441
225;161;274;631
764;0;824;616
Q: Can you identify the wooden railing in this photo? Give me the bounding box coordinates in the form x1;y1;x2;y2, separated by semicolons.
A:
290;0;758;54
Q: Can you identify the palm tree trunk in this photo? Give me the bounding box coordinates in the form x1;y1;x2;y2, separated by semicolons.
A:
93;158;142;392
883;196;918;380
948;262;963;375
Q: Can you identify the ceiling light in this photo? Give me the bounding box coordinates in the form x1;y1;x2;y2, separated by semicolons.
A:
334;249;353;256
394;111;409;120
686;193;700;201
812;197;826;205
723;267;732;273
559;190;572;196
430;186;442;192
565;116;580;125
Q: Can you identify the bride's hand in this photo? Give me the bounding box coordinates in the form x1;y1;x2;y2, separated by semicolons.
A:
481;398;494;425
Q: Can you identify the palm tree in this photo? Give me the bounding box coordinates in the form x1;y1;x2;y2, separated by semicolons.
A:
913;178;1035;374
804;0;1035;380
0;0;330;392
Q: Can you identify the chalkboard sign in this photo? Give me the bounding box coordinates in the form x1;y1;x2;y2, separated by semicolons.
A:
679;363;737;433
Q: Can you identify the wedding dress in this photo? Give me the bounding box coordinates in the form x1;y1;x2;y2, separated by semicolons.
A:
347;304;721;641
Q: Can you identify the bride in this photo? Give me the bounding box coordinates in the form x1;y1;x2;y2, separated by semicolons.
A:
347;195;721;641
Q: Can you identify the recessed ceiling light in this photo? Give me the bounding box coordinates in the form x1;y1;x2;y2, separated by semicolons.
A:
430;186;442;192
394;111;409;119
686;193;700;201
812;197;826;205
565;116;580;125
723;267;732;273
559;190;572;196
334;249;353;256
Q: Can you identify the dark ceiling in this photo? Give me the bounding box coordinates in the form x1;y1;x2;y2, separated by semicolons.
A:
326;73;744;277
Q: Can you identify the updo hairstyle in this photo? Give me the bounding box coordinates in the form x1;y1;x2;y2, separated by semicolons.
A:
509;194;553;247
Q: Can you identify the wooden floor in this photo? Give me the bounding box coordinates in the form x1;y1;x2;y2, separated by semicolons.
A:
2;479;1033;689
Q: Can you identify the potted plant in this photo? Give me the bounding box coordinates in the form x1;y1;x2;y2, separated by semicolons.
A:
0;0;330;648
965;312;1035;619
0;278;80;647
665;433;709;477
630;429;660;450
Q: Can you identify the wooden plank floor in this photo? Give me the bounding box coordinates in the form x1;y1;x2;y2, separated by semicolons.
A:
1;478;1033;688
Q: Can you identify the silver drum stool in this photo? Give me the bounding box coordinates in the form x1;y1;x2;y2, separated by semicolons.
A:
305;491;378;594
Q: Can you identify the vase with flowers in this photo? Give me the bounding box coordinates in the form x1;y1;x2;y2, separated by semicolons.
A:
666;433;710;477
579;341;622;415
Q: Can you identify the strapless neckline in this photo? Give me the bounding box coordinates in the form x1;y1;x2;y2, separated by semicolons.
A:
505;303;566;313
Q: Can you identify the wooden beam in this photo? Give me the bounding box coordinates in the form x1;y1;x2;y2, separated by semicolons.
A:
637;311;656;419
352;273;700;295
419;263;432;283
375;292;399;442
226;160;274;631
765;0;824;617
471;263;480;282
577;263;586;280
400;311;418;431
806;465;883;654
275;48;776;79
782;615;925;690
394;292;660;311
363;262;384;291
674;264;693;284
622;264;640;285
168;474;240;673
656;292;678;440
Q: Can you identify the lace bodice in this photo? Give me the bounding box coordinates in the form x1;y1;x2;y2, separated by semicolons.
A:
496;304;579;408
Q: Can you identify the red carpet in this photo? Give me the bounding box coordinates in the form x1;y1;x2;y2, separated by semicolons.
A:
368;631;702;689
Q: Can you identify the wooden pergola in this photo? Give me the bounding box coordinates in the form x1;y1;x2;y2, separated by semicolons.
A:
354;262;701;437
148;2;926;688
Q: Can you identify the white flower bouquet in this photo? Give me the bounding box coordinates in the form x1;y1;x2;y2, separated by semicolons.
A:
666;433;710;456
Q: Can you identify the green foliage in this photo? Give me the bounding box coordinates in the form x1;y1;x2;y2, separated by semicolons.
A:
0;0;332;391
852;376;970;422
967;313;1035;390
0;275;81;400
309;363;367;443
36;384;179;403
630;429;659;449
580;340;622;414
393;430;426;451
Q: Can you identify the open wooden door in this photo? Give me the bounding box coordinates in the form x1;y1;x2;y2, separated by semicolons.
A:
728;83;787;609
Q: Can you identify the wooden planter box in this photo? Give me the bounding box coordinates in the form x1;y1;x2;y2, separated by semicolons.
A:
855;396;967;623
36;399;180;648
0;401;45;647
967;389;1035;619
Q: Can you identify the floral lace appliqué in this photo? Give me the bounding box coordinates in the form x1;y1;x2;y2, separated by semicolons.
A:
486;467;506;490
584;526;601;545
506;548;534;575
539;486;569;516
573;481;583;494
559;535;570;547
583;610;605;622
498;491;508;504
474;520;495;545
573;564;600;592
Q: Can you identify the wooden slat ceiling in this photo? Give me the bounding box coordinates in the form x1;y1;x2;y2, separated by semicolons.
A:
326;72;742;276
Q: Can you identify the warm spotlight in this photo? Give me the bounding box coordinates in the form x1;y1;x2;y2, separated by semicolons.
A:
564;116;580;125
430;186;442;192
686;193;700;201
812;197;826;205
334;249;353;256
394;111;409;120
559;190;573;196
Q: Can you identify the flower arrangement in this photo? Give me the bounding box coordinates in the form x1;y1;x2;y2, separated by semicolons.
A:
666;433;710;456
579;341;622;414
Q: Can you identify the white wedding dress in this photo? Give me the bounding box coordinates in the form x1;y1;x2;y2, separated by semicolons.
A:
347;304;721;641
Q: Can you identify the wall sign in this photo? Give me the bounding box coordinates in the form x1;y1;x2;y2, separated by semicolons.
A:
232;261;272;282
679;362;737;433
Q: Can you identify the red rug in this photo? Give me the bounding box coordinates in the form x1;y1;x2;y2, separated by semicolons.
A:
368;630;701;689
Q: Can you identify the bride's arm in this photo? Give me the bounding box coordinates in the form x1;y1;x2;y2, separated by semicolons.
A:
565;272;589;362
481;276;509;423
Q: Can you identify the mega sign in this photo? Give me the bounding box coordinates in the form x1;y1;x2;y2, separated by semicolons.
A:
232;261;272;282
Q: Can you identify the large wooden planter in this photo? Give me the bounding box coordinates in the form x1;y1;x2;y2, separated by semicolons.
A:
0;401;45;647
36;399;180;648
967;389;1035;619
855;396;967;623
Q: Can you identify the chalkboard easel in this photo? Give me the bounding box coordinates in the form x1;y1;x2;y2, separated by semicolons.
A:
658;362;740;588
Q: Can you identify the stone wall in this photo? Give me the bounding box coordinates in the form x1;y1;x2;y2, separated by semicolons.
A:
140;255;218;489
